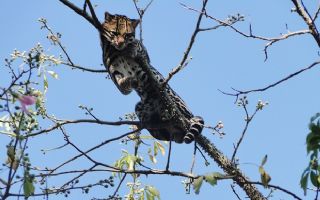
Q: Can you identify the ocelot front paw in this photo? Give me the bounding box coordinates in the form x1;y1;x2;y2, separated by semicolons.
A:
118;77;137;95
183;116;204;144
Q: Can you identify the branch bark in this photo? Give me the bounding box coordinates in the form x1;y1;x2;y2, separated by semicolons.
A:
291;0;320;46
196;135;267;200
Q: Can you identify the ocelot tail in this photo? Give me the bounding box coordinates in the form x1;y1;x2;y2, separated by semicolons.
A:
100;12;204;143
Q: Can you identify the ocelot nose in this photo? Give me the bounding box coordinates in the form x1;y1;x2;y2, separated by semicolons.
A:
115;36;125;46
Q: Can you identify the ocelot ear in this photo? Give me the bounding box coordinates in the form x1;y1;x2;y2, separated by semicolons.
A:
132;19;140;29
104;11;114;21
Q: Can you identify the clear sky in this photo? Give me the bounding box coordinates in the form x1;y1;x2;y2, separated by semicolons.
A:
1;0;320;199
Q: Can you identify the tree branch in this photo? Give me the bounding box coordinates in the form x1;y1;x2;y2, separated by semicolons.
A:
231;98;259;163
59;0;102;32
291;0;320;46
196;134;267;200
249;181;302;200
162;1;208;86
61;61;106;73
220;60;320;99
26;118;140;138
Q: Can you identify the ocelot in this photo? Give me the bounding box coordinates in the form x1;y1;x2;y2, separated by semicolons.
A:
100;12;204;143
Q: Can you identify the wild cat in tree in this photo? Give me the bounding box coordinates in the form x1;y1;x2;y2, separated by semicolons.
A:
100;12;204;144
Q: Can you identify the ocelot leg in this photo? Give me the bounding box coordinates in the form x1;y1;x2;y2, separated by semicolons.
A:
184;116;204;144
114;72;137;95
135;100;171;141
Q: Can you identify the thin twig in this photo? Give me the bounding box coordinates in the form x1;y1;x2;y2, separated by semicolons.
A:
110;173;127;199
162;0;209;86
249;181;302;200
313;3;320;22
40;20;74;65
47;128;142;175
61;61;106;73
165;140;172;171
231;98;259;163
196;145;210;166
132;0;154;41
219;60;320;98
183;3;312;60
26;118;139;138
231;184;242;200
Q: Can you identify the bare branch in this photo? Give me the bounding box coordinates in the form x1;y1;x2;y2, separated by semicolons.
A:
220;60;320;98
26;118;140;138
231;97;259;163
196;134;267;200
291;0;320;46
132;0;154;41
313;3;320;22
165;140;172;171
84;0;102;31
47;128;141;175
162;0;208;86
183;4;312;60
110;173;127;199
40;19;74;65
59;0;102;32
61;61;106;73
249;181;302;200
231;184;242;200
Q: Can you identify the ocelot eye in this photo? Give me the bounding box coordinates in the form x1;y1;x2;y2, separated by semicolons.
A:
110;31;119;36
125;33;134;38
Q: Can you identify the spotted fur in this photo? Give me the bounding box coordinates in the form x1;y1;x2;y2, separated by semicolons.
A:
100;13;204;143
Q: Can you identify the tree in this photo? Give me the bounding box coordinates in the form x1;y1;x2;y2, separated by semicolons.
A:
0;0;319;199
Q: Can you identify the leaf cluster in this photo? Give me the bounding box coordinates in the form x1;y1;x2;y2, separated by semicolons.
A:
301;113;320;195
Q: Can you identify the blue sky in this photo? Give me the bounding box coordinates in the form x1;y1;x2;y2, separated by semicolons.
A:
1;0;320;199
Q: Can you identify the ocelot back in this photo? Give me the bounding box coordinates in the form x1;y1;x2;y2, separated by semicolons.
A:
100;12;204;143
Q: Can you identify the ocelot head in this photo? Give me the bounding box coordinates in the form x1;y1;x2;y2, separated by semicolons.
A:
102;12;140;50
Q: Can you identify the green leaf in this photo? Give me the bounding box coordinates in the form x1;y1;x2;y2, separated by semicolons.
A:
23;174;35;198
300;167;310;195
153;142;158;156
259;167;271;188
309;123;320;135
300;172;309;195
7;146;15;162
311;113;320;123
147;186;160;197
146;190;154;200
261;155;268;166
35;98;42;110
258;166;264;174
204;173;217;186
47;70;58;79
43;74;48;92
149;154;157;164
193;176;203;194
155;141;165;156
138;190;144;200
310;171;320;187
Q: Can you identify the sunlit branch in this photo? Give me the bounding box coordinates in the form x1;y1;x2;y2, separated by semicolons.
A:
291;0;320;46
